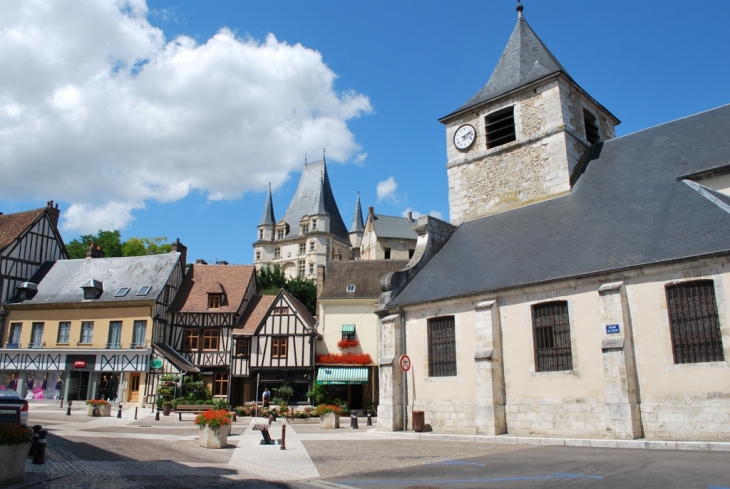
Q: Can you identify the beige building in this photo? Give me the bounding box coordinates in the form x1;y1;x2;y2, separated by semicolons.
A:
376;6;730;442
358;207;417;261
1;247;185;406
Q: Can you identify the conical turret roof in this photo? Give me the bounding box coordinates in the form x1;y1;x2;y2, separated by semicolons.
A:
441;13;569;121
350;192;364;234
259;184;276;226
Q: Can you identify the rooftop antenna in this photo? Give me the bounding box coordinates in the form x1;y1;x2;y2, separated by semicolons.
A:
516;0;523;17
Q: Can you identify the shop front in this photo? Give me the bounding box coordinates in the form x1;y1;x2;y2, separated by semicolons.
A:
315;366;378;411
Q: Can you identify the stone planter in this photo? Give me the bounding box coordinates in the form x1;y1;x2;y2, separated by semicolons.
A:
198;425;228;448
0;442;31;485
86;403;112;417
319;412;340;429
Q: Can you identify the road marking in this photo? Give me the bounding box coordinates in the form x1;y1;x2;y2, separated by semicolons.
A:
334;472;605;485
427;460;485;466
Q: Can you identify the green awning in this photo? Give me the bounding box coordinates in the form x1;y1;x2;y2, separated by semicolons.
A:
316;367;368;385
341;324;355;333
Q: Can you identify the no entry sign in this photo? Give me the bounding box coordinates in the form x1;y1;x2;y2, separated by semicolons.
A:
399;354;411;372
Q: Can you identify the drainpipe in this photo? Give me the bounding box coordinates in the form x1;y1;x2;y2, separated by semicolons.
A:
399;308;407;431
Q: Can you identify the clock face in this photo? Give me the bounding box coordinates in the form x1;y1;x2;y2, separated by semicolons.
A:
453;124;476;150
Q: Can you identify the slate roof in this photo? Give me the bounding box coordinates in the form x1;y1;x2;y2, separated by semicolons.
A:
280;160;349;242
0;208;46;253
390;104;730;307
370;214;418;240
14;253;181;305
350;193;364;234
259;185;276;226
320;260;410;299
168;264;255;313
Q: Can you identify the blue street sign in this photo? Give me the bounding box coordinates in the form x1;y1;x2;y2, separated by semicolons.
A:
606;324;620;335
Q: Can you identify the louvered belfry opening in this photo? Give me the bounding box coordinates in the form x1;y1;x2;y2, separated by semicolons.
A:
583;109;600;145
427;316;457;377
532;301;573;372
666;280;725;364
485;106;516;149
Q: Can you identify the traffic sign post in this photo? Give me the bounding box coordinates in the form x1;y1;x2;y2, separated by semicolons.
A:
399;354;411;372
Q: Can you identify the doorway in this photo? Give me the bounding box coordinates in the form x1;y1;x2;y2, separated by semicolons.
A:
129;373;141;403
68;371;90;401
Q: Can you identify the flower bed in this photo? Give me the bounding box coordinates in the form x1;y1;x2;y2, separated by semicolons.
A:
85;399;111;417
316;353;372;365
86;399;109;406
194;409;231;449
0;424;32;484
0;423;32;445
337;338;359;349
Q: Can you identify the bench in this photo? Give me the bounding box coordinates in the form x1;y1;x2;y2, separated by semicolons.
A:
175;404;215;421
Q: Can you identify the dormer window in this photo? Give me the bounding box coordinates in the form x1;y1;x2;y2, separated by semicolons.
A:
15;282;38;302
276;229;284;240
346;284;356;293
583;109;600;145
485;106;516;149
301;224;309;235
208;294;222;308
81;279;104;300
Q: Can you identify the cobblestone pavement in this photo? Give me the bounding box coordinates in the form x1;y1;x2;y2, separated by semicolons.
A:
13;402;532;489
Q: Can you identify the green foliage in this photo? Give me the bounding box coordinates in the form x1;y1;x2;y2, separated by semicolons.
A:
256;265;317;315
66;229;172;259
212;398;229;410
306;383;330;405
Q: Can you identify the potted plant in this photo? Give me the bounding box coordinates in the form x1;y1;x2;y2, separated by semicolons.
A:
194;409;232;449
85;399;111;417
0;424;32;484
316;404;342;429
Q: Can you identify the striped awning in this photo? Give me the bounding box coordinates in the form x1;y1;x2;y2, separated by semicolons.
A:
341;324;355;333
316;367;368;385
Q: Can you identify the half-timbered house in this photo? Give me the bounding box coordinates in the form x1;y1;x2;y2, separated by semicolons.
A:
0;202;67;347
230;289;316;406
166;263;257;399
1;248;185;406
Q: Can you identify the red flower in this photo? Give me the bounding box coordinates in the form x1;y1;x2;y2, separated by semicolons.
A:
316;352;372;365
194;409;232;428
337;339;359;349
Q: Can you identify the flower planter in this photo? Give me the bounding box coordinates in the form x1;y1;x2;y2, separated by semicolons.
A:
162;402;172;416
0;442;30;485
319;412;340;429
198;425;228;448
86;404;112;417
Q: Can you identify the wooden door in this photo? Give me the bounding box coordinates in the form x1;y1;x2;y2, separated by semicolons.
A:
129;374;140;402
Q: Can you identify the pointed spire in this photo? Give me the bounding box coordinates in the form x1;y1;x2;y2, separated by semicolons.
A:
259;183;275;226
441;10;569;120
350;192;364;234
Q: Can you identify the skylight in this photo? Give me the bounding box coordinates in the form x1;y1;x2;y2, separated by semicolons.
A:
136;286;151;296
114;288;130;298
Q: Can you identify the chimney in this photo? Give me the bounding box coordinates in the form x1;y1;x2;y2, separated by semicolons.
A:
46;200;60;227
196;259;207;265
219;260;228;265
407;211;413;222
170;238;187;268
368;206;375;221
86;243;105;258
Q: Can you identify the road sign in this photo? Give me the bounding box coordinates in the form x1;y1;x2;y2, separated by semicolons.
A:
399;354;411;372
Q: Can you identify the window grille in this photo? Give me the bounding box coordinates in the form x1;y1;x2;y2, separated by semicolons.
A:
486;106;516;149
427;316;457;377
532;301;573;372
583;109;600;144
666;280;725;364
57;322;70;344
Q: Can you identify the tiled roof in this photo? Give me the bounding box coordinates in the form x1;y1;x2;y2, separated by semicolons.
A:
168;264;255;313
231;295;277;335
0;208;46;253
320;260;410;299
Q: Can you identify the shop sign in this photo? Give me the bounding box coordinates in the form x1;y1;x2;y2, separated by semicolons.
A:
149;358;163;370
73;360;87;368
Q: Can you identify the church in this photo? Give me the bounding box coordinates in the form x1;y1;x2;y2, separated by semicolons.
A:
376;5;730;442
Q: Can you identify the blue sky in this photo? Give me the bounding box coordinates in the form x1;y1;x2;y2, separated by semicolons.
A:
1;1;729;264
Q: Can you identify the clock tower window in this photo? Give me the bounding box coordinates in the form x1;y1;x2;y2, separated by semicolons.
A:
485;106;516;149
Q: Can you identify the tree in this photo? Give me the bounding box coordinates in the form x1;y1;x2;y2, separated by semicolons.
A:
255;265;317;315
256;265;287;294
66;230;171;259
122;237;172;257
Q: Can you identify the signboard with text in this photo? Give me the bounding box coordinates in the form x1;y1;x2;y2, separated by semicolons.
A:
605;324;621;335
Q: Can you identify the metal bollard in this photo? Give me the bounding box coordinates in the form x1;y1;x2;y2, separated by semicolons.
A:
155;406;160;421
32;429;47;465
29;425;42;457
280;423;286;450
134;407;138;420
117;403;123;419
367;411;372;426
66;401;72;416
232;411;237;422
351;412;359;429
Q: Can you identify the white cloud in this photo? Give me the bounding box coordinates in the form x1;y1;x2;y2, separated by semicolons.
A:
402;208;444;220
353;152;368;165
0;0;372;232
376;176;398;203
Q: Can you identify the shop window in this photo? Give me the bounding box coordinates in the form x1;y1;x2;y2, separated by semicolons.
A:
131;320;147;348
107;321;122;349
203;329;220;351
271;337;288;358
532;301;573;372
57;322;70;344
666;280;725;364
234;338;249;357
29;323;44;348
8;323;21;346
183;329;199;351
80;322;94;344
214;373;229;397
427;316;457;377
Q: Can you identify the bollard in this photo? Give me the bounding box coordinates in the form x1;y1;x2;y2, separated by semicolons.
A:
367;411;373;426
28;425;42;457
66;401;72;416
232;411;237;422
351;412;359;429
60;396;64;409
155;406;160;421
117;403;123;419
32;429;47;465
134;407;138;420
280;423;286;450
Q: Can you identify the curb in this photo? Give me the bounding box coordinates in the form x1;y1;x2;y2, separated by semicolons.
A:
367;429;730;452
